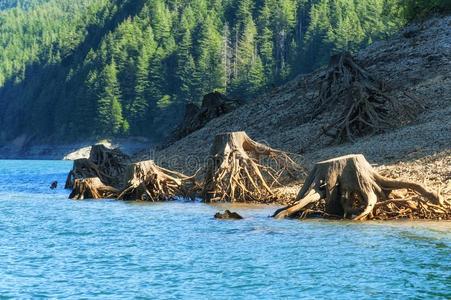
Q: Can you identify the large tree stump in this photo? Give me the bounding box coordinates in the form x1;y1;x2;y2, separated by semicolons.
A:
161;92;243;148
203;131;302;203
69;177;119;200
88;144;130;184
65;144;130;189
313;52;418;143
273;154;442;220
118;160;199;201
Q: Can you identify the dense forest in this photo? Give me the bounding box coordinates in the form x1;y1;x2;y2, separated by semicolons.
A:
0;0;449;143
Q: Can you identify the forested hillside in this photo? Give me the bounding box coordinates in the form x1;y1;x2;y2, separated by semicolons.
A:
0;0;49;11
0;0;447;144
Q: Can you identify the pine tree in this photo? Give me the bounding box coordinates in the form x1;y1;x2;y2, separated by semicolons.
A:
96;59;127;136
197;15;226;95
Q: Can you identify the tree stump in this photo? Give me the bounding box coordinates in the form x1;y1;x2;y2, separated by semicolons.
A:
313;52;419;143
273;154;442;220
162;92;243;148
69;177;119;200
65;144;130;189
203;131;302;203
117;160;199;201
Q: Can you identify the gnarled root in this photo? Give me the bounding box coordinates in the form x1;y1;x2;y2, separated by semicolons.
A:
203;131;303;203
314;52;419;143
65;158;107;189
69;177;119;200
273;154;443;220
118;160;199;201
65;144;130;189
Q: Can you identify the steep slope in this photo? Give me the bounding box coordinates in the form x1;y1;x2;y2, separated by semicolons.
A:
154;16;451;200
0;0;405;144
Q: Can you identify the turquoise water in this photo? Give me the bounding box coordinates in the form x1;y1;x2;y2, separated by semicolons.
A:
0;160;450;299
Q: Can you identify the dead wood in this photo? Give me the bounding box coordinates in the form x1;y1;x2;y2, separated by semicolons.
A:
65;144;130;189
118;160;199;201
273;154;446;220
69;177;119;200
202;131;303;203
313;52;419;143
162;92;243;148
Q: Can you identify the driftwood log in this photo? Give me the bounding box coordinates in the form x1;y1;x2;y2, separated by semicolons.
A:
314;52;418;143
273;154;444;220
203;131;302;203
118;160;199;201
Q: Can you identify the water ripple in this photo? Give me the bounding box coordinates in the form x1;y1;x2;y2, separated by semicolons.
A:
0;160;450;298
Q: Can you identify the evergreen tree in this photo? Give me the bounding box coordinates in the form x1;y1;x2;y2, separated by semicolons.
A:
96;59;127;136
0;0;419;142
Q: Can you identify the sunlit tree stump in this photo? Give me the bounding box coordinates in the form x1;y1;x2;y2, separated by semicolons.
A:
273;154;442;220
118;160;199;201
203;131;301;203
69;177;119;200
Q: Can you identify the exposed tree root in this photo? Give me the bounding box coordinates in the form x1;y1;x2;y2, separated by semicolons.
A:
203;131;303;203
162;92;243;148
65;144;130;189
88;144;130;186
273;154;445;220
69;177;119;200
118;160;199;201
313;52;419;143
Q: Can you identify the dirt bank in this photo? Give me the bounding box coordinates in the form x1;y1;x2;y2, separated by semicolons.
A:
153;16;451;202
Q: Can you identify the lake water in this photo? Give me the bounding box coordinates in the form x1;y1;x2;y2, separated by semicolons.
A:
0;160;449;299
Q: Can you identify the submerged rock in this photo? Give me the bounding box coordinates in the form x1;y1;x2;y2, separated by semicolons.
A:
214;210;243;220
50;181;58;190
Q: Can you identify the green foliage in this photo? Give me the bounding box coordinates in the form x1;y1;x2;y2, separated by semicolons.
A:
0;0;430;142
401;0;451;20
96;59;127;136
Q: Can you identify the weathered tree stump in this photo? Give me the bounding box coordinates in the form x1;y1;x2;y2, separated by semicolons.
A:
162;92;243;148
88;144;130;184
118;160;199;201
69;177;119;200
314;52;418;143
203;131;301;203
65;144;130;189
273;154;442;220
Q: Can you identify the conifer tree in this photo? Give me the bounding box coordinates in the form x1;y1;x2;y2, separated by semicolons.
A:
96;59;127;136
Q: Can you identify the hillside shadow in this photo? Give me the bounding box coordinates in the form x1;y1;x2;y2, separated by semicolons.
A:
0;0;148;143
